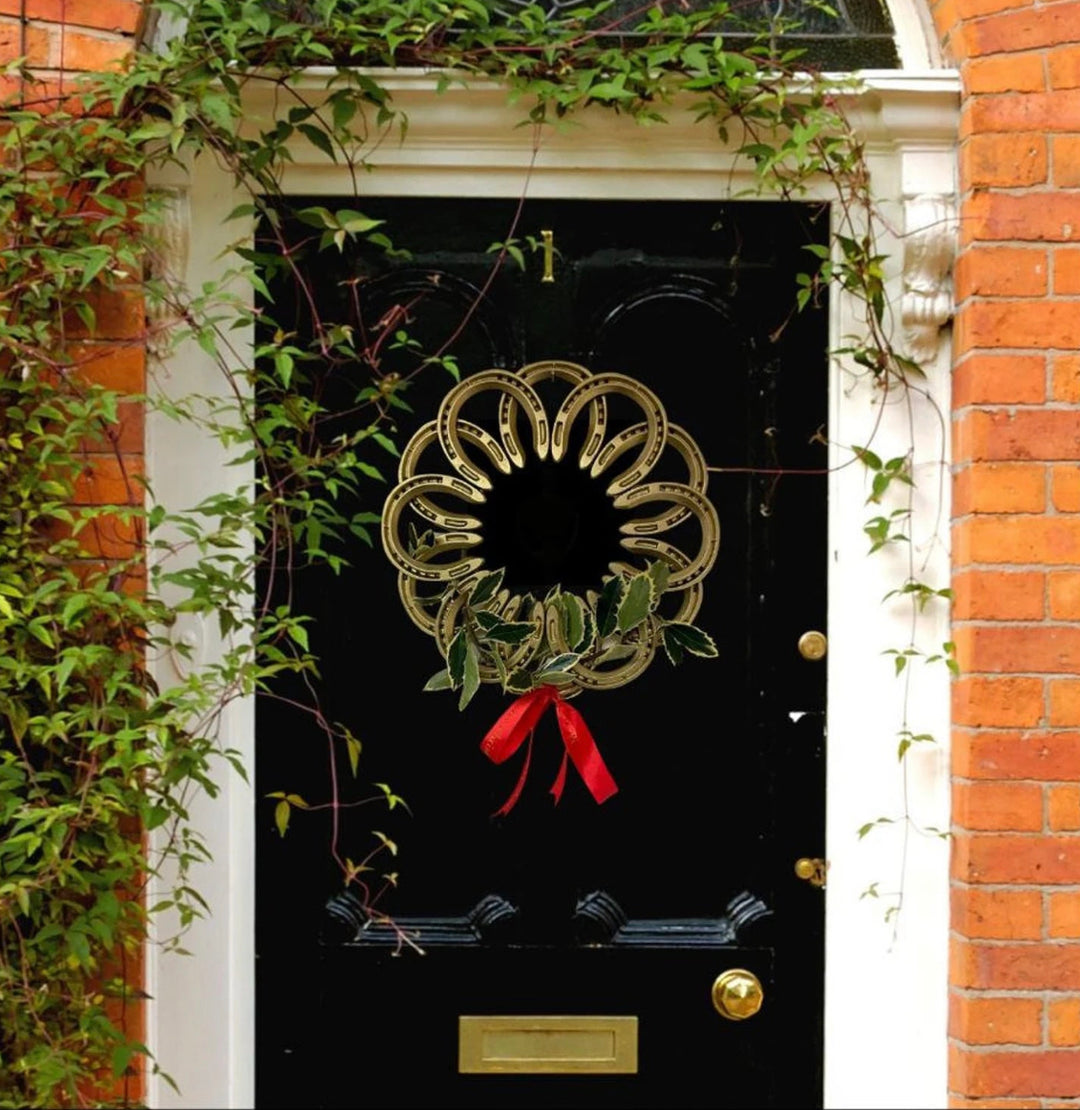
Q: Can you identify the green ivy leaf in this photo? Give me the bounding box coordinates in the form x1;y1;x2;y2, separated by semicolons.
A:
274;799;290;838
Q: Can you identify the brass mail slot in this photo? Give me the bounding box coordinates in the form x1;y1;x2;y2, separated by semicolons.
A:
458;1015;638;1074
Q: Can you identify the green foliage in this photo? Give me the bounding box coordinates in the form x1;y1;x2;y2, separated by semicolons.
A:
427;562;718;707
0;0;952;1098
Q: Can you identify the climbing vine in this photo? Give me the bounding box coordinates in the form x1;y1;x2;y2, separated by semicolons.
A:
0;0;951;1103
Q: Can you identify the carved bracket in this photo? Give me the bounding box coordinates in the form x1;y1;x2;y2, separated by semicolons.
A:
901;193;957;367
145;186;190;363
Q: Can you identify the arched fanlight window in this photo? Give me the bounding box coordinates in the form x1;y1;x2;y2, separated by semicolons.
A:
491;0;901;68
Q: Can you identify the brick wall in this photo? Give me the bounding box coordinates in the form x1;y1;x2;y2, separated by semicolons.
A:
0;0;147;1102
935;0;1080;1104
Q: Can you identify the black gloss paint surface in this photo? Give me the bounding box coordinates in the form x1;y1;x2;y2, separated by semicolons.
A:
256;198;828;1109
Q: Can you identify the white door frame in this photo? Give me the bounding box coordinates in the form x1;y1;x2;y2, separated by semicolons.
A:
145;68;959;1109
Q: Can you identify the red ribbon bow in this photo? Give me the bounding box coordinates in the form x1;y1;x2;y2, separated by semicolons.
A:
480;685;618;817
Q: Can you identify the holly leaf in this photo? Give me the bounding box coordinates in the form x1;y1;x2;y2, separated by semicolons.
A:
646;559;671;600
448;629;468;688
663;621;718;658
662;627;685;665
617;572;654;633
559;592;585;651
459;641;480;710
538;652;580;674
482;621;535;645
423;668;453;692
596;575;624;638
470;568;504;607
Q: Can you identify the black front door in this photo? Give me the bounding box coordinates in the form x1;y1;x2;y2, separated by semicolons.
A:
255;197;828;1108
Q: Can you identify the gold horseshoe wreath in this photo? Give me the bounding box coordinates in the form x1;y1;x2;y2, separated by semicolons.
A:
381;360;719;813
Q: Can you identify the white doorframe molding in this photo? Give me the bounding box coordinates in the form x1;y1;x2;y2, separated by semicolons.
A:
145;69;959;1109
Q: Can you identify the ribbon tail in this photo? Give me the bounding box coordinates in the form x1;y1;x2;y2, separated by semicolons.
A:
492;731;534;818
549;750;569;805
554;696;619;806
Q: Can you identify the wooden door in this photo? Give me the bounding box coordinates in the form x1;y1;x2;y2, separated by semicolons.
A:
255;197;828;1108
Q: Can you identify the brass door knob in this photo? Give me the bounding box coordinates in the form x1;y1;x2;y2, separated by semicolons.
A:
798;630;827;661
711;969;764;1021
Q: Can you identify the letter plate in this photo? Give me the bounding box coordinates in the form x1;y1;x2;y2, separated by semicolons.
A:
458;1015;638;1074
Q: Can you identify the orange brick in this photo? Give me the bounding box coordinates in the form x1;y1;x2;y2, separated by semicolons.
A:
961;136;1047;190
1052;355;1080;402
1050;998;1080;1046
953;730;1080;781
1049;784;1080;829
954;355;1046;407
965;52;1046;94
954;464;1045;514
951;887;1043;939
962;191;1080;244
1052;466;1080;511
953;571;1044;620
1054;137;1080;189
1050;891;1080;938
956;622;1080;672
968;91;1080;137
970;3;1080;55
1050;682;1080;728
72;455;143;506
953;780;1044;829
950;994;1042;1045
1054;247;1080;292
1050;572;1080;619
952;1044;1080;1097
957;0;1034;18
947;1100;1041;1110
18;24;55;67
953;517;1080;568
951;938;1080;990
10;0;142;33
955;833;1080;884
956;246;1048;298
957;302;1080;352
58;30;131;72
954;678;1044;729
1050;44;1080;89
954;410;1080;462
64;288;144;340
67;343;145;394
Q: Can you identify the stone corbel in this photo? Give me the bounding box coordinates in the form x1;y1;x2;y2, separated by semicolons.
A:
901;193;957;367
145;185;190;363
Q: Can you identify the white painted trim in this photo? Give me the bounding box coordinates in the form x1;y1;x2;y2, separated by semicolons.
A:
146;68;959;1109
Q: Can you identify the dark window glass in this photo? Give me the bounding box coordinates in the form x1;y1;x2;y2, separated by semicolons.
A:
273;0;901;70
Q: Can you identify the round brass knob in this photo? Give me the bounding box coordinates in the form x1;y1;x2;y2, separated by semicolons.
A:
711;969;764;1021
798;630;827;661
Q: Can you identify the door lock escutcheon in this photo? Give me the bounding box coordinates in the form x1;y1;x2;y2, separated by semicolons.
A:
795;857;829;888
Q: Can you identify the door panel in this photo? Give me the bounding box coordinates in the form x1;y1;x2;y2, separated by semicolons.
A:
255;198;827;1108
